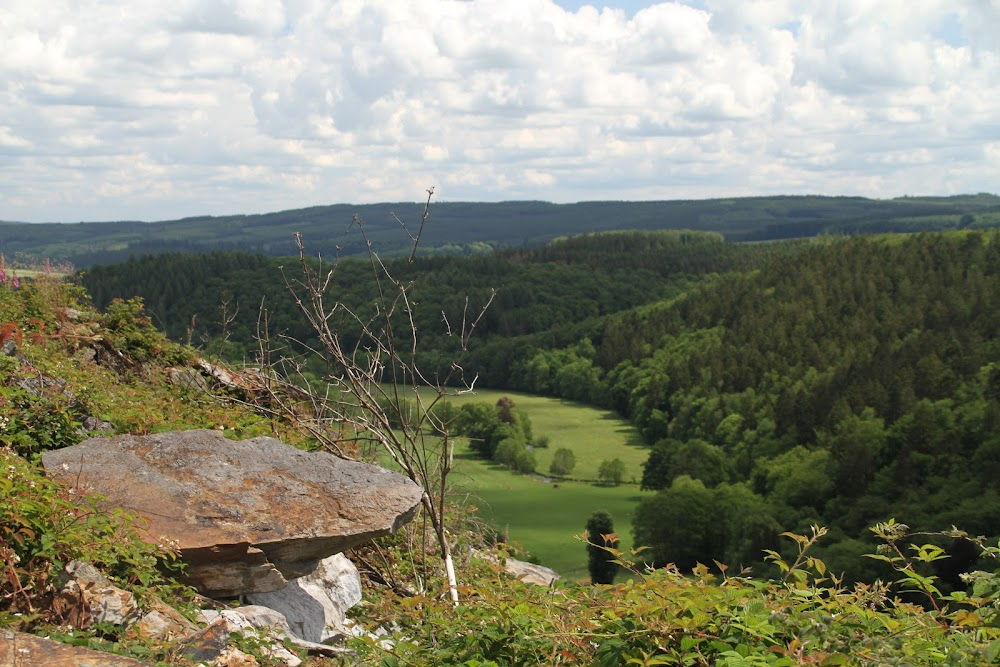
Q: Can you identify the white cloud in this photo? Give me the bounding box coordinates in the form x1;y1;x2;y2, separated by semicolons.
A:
0;0;997;222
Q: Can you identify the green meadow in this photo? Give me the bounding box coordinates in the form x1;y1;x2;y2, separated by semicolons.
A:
434;388;651;580
437;388;649;482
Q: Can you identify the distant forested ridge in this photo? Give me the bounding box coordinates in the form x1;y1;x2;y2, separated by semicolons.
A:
7;192;1000;268
79;228;1000;584
80;229;764;362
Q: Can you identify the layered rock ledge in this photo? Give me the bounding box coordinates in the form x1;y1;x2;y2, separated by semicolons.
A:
43;429;423;597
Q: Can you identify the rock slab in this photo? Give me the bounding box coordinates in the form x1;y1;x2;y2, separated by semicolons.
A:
0;630;152;666
503;557;561;587
43;429;423;597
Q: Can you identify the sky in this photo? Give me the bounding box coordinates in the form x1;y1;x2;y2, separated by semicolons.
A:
1;1;998;223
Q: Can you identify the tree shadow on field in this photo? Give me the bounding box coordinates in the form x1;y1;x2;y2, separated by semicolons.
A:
597;412;648;450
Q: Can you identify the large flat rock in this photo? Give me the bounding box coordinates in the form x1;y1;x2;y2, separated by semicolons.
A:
43;430;422;597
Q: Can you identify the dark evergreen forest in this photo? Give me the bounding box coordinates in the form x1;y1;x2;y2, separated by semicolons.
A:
79;229;1000;584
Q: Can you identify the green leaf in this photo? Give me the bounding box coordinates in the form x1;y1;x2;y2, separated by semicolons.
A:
986;639;1000;663
863;554;894;563
680;636;701;652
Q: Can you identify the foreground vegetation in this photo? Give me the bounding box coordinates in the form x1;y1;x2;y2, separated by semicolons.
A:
352;524;1000;666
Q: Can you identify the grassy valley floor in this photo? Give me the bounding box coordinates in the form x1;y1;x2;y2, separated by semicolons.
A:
439;389;650;580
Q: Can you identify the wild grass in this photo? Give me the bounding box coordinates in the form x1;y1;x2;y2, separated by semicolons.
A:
452;444;645;579
424;388;651;579
438;387;650;482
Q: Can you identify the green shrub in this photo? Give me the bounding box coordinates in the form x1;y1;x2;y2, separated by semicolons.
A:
349;525;1000;666
101;297;193;366
0;375;84;458
0;449;187;627
549;447;576;476
585;510;618;584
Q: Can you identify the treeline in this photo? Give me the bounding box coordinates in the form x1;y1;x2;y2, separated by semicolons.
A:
80;230;780;365
500;231;1000;581
10;193;1000;268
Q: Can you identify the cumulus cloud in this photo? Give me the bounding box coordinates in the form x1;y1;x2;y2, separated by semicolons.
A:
0;0;997;221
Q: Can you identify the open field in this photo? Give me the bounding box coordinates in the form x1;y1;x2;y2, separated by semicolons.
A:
436;387;650;482
5;269;71;280
418;388;652;579
451;443;647;580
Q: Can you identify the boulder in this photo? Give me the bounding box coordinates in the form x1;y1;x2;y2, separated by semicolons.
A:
474;550;561;587
42;429;423;597
247;553;362;643
503;557;561;587
52;560;140;630
0;630;152;666
198;606;349;662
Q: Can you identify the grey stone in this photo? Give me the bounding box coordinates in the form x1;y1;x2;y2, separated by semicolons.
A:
474;550;561;587
248;553;362;643
168;366;209;391
192;609;303;666
52;560;140;629
503;557;561;587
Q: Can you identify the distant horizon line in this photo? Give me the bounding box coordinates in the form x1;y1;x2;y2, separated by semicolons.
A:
3;191;998;226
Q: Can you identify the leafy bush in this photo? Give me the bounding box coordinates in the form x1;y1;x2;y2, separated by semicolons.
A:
585;510;618;584
0;370;84;458
633;476;780;571
494;437;537;474
597;457;626;486
0;449;187;627
549;447;576;476
350;526;1000;666
455;399;536;463
101;297;193;366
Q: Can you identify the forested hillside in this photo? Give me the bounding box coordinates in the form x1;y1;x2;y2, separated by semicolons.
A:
503;231;1000;581
7;192;1000;268
80;230;780;363
79;229;1000;585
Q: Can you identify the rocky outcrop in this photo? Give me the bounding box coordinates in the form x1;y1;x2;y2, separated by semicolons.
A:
503;557;561;587
52;561;140;630
33;559;337;667
42;429;423;597
247;553;362;643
